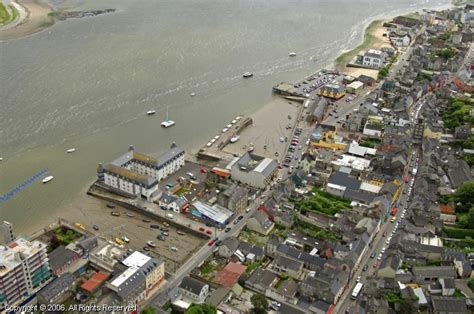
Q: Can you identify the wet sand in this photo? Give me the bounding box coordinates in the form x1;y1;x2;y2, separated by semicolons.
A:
0;0;54;40
222;97;301;162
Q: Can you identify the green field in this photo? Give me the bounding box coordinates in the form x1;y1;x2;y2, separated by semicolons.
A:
335;19;384;66
0;3;19;26
294;188;351;216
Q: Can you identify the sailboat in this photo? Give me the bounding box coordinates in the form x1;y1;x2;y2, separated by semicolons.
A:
161;106;175;128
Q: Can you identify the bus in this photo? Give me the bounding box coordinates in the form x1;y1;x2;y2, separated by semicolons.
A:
351;282;364;299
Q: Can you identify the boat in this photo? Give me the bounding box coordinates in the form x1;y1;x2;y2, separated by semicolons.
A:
161;106;175;128
289;52;297;57
106;203;115;209
243;72;253;78
111;211;120;217
147;241;156;248
190;93;196;97
42;176;54;184
248;143;254;152
92;224;99;231
126;212;135;218
146;110;156;115
66;148;76;154
230;135;240;143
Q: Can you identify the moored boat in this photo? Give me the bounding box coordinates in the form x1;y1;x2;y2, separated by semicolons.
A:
289;52;297;57
147;110;156;115
42;176;54;183
66;148;76;153
243;72;253;78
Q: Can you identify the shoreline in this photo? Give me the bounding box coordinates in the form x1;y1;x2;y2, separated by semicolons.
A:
19;4;451;237
0;0;54;41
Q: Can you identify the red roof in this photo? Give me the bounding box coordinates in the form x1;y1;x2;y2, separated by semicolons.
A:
214;262;246;288
440;204;454;214
81;271;109;293
8;242;18;249
211;167;231;178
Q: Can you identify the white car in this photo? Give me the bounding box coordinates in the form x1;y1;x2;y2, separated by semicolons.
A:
122;236;130;243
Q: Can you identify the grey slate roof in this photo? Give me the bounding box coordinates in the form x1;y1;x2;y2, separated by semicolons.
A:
431;296;467;313
246;268;278;288
48;246;78;273
179;276;208;295
328;171;361;190
274;255;303;272
38;272;75;302
77;236;98;253
412;266;457;279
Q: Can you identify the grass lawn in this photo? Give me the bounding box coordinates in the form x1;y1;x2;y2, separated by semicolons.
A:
359;138;382;148
238;228;267;246
0;3;18;26
294;217;339;240
335;19;384;66
174;187;189;196
52;227;81;244
294;188;350;216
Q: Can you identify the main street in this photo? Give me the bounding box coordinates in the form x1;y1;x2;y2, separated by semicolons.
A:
144;26;429;310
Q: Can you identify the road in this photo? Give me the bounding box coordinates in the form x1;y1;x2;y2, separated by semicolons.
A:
145;190;266;308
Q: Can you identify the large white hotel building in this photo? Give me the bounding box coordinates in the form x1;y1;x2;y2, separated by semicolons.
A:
97;143;185;200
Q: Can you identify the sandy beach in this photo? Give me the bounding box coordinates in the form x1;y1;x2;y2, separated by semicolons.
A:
0;0;54;40
335;18;393;79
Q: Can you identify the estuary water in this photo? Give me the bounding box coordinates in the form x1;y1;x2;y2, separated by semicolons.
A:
0;0;450;232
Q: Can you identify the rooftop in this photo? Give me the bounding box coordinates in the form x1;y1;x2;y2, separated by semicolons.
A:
192;201;234;225
0;238;47;275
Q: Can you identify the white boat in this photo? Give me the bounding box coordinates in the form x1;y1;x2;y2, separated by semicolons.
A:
222;128;229;133
289;52;297;57
42;176;54;184
0;157;3;161
230;135;240;143
248;143;254;152
66;148;76;154
190;93;196;97
161;106;175;128
243;72;253;78
147;241;156;247
146;110;156;115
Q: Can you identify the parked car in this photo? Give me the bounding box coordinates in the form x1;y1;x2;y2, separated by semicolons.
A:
150;224;160;229
225;227;231;233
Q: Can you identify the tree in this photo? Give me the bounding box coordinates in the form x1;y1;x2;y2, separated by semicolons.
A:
251;294;268;314
185;303;217;314
141;306;157;314
453;181;474;213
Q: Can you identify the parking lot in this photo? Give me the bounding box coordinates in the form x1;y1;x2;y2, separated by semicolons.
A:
66;188;207;274
292;70;343;97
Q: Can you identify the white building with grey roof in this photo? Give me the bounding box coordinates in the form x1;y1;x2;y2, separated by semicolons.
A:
97;143;185;200
106;251;164;305
363;49;385;68
230;152;278;189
